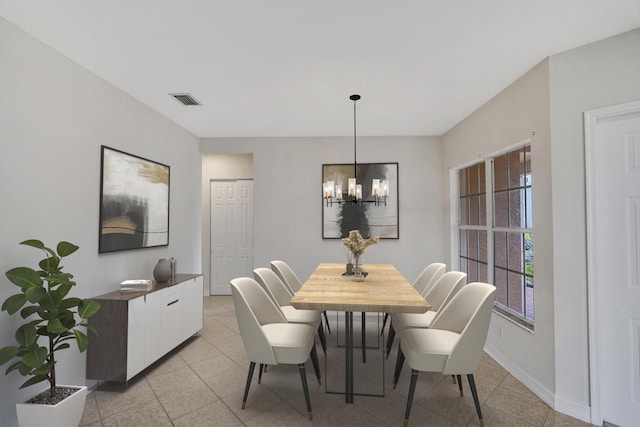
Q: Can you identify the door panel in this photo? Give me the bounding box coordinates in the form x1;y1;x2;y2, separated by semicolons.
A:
590;109;640;426
210;180;253;295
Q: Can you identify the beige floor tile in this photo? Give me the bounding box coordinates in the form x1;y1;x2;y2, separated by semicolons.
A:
156;381;219;420
243;401;314;427
93;378;157;419
313;401;389;426
189;353;239;380
101;399;172;427
172;399;243;427
466;404;538;427
79;392;101;426
222;382;285;422
203;364;251;399
485;386;551;427
176;335;225;365
143;351;189;378
500;373;542;401
81;295;596;427
145;365;207;397
543;411;598;427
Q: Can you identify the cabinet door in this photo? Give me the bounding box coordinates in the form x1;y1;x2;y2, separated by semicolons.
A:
144;290;163;366
127;296;146;380
160;284;185;354
184;276;204;336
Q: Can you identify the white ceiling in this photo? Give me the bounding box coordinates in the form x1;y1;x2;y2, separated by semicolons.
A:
1;1;639;138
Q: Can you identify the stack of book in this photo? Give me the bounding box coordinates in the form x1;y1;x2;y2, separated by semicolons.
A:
120;279;153;292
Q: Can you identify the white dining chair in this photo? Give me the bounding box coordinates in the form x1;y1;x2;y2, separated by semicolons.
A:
253;267;327;353
381;262;446;334
392;282;496;427
271;260;331;334
230;277;321;420
385;271;467;357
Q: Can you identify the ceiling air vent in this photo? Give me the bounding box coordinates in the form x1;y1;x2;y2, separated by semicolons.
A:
169;93;201;106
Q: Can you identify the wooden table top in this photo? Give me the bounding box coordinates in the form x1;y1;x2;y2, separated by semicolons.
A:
290;263;430;313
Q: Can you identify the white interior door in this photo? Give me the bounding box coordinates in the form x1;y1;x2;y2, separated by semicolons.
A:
210;180;254;295
586;101;640;427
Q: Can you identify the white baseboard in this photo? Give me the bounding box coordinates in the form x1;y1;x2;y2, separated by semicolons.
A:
484;344;592;424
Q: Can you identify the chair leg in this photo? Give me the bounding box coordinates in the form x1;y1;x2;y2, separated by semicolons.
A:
310;343;322;384
381;312;389;335
385;323;396;359
392;344;405;389
323;310;331;334
403;369;419;427
456;374;463;396
258;363;264;384
317;324;327;354
467;374;484;427
361;312;366;363
242;362;256;409
298;363;313;420
452;374;456;384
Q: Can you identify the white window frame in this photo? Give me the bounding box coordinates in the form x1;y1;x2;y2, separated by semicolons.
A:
451;139;533;329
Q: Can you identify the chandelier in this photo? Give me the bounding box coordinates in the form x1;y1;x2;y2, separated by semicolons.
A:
323;94;390;207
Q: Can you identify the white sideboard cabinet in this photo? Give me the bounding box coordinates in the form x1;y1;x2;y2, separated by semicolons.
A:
86;274;204;383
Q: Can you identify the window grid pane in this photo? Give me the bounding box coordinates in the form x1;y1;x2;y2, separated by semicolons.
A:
492;145;534;323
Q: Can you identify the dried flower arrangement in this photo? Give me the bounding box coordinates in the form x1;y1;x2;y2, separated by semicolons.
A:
342;230;379;262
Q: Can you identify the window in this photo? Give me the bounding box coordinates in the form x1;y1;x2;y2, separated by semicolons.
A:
458;163;488;283
457;144;534;328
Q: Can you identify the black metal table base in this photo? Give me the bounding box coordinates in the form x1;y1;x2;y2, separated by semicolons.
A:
324;311;385;402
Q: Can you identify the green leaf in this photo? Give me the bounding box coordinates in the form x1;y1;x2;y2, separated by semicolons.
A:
19;305;40;319
56;283;73;299
38;290;62;312
2;293;27;315
5;267;41;290
24;285;46;304
78;300;101;319
83;323;99;336
5;360;21;374
39;256;60;272
59;296;81;310
22;346;47;369
20;375;48;390
20;239;45;249
0;346;19;365
47;273;72;286
18;362;32;376
15;324;37;347
74;330;89;352
57;241;79;257
47;319;68;333
53;343;70;352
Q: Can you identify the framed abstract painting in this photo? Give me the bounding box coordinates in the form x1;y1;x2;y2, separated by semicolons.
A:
322;162;399;239
99;146;170;253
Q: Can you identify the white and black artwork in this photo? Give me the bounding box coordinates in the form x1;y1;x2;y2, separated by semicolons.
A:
99;146;170;253
322;162;398;239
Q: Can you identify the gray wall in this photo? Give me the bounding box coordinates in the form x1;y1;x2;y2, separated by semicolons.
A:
549;27;640;418
200;136;446;284
441;59;555;407
442;27;640;422
0;18;202;426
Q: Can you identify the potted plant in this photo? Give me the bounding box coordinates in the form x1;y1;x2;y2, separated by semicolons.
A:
0;240;101;427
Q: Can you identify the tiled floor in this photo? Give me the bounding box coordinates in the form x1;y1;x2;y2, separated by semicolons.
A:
79;296;595;426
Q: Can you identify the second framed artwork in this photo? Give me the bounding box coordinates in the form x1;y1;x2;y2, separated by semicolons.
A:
99;146;170;253
322;162;399;239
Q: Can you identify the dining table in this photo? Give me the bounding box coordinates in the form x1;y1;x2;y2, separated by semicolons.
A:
290;263;430;403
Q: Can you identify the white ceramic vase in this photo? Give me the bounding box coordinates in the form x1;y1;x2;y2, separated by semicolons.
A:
16;385;87;427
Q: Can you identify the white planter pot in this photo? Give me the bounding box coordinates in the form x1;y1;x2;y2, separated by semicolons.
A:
16;385;87;427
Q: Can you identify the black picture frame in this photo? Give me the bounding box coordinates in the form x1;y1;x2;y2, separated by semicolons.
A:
322;162;399;239
99;146;170;253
